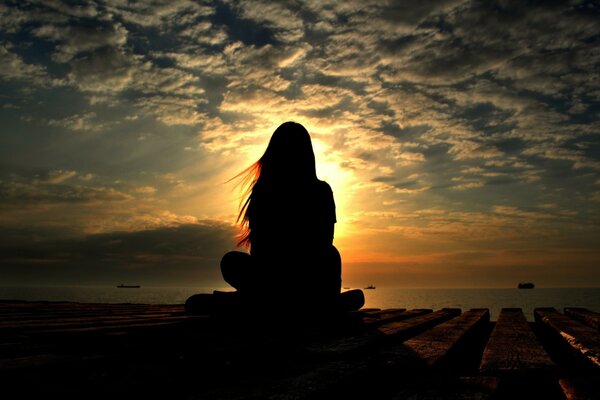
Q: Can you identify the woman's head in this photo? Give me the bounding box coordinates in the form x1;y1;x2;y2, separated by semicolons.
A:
234;121;317;247
259;121;316;182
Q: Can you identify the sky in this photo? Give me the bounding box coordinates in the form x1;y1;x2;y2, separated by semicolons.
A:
1;0;599;288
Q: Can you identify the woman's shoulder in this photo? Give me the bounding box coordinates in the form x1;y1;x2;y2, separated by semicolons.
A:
315;179;333;193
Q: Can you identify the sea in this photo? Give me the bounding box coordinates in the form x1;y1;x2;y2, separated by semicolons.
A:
1;286;598;321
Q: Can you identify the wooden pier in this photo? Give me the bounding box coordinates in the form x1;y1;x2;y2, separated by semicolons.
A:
1;300;598;399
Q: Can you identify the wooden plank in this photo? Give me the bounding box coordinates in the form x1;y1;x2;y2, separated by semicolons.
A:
0;310;180;321
564;308;600;331
403;308;489;367
480;308;556;374
326;309;415;334
32;316;204;334
361;308;406;323
535;308;600;368
391;376;500;400
334;308;407;328
0;354;112;371
559;377;600;400
298;309;434;348
0;301;183;316
0;313;184;329
362;308;433;327
0;300;181;309
0;304;184;315
0;316;213;373
378;308;461;336
3;301;594;399
37;316;194;332
360;308;404;316
202;309;463;400
309;308;459;356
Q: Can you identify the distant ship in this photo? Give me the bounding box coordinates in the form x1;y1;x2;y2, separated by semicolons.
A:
117;284;141;288
518;282;534;289
364;285;376;289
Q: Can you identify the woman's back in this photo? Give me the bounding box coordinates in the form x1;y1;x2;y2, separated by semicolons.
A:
249;179;336;262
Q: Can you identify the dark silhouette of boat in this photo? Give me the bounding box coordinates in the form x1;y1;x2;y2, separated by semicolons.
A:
117;284;141;288
518;282;534;289
364;285;376;289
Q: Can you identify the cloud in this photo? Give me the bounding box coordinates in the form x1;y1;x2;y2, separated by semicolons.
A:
0;3;31;33
135;185;157;194
79;173;94;181
451;180;485;191
48;112;105;131
106;0;214;28
226;0;304;42
39;169;77;184
33;0;99;19
32;22;128;63
134;94;207;126
0;181;132;204
0;221;236;286
0;172;133;204
65;46;207;124
522;143;600;171
67;47;138;92
0;44;47;81
346;204;575;246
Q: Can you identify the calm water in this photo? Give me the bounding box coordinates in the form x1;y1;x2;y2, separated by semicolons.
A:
1;286;598;321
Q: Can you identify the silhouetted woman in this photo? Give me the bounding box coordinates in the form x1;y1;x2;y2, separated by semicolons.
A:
218;122;363;312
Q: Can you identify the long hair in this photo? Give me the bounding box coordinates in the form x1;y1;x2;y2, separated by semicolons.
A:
232;121;317;248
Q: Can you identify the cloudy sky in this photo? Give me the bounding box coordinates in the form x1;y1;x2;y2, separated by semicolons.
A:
1;0;599;288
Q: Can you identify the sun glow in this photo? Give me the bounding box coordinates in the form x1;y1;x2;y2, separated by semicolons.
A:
312;138;355;241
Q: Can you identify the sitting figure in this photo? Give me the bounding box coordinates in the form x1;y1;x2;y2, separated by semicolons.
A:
186;122;364;315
